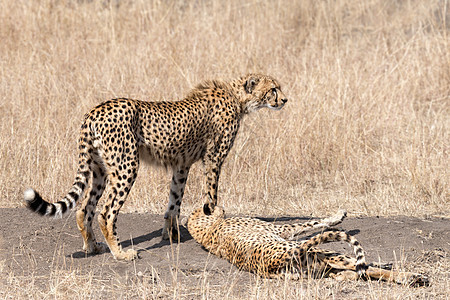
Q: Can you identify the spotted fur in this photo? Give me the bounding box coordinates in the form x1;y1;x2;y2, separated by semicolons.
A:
187;206;430;286
24;74;288;261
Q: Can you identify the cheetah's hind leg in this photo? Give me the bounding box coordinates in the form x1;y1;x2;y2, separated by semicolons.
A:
75;160;110;255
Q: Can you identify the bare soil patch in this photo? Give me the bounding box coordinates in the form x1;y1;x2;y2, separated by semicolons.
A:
0;208;448;298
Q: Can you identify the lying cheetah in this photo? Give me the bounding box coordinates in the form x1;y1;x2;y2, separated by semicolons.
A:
187;205;429;286
24;74;288;261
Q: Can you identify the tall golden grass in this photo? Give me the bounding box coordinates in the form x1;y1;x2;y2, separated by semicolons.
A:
0;1;448;217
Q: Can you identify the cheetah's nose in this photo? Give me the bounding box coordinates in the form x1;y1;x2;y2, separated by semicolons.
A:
281;98;288;104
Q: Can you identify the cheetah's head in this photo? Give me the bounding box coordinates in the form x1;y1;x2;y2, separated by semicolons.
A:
186;205;225;240
236;74;288;113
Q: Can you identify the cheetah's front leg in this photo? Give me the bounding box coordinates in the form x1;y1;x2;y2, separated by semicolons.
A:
202;158;222;215
202;133;236;214
162;166;190;240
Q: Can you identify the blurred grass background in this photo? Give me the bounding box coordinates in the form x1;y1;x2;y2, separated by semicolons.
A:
0;0;448;217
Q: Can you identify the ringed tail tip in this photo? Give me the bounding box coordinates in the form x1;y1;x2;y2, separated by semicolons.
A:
24;188;47;215
24;188;36;202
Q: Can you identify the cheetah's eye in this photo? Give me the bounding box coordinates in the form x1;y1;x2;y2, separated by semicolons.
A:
272;88;277;96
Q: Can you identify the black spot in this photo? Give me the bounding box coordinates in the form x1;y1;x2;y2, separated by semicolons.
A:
170;190;179;200
203;203;212;215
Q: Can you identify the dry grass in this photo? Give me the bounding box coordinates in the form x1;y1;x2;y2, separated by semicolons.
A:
0;0;448;298
1;245;449;299
0;0;448;217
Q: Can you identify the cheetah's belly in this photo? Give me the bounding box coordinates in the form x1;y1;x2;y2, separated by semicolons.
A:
138;140;207;168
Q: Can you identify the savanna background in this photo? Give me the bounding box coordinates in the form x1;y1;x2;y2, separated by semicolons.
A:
0;0;448;299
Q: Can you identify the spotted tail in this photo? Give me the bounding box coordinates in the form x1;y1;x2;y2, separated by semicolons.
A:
24;167;90;218
24;125;92;218
303;231;368;276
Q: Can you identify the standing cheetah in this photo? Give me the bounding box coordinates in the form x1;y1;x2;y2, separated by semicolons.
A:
187;206;430;286
24;74;288;261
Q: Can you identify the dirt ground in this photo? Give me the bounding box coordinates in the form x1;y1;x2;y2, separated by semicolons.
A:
1;208;448;298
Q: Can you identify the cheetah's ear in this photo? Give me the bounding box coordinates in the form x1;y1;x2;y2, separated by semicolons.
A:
244;77;259;94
